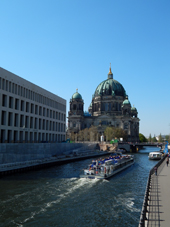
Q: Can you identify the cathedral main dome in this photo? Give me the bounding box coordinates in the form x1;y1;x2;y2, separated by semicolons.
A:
94;66;126;98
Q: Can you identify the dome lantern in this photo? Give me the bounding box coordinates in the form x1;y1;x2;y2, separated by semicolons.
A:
108;63;113;79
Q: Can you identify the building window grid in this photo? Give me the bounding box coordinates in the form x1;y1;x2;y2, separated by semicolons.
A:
0;78;64;111
0;78;65;143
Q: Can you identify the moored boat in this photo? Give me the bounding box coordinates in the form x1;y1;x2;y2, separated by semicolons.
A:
148;152;162;160
80;154;134;179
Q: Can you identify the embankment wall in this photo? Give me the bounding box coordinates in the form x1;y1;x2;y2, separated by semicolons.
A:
0;143;98;164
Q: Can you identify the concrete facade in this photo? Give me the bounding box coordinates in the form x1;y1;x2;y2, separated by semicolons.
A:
0;67;66;143
0;143;97;164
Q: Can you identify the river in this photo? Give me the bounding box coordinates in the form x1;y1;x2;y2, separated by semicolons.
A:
0;146;161;227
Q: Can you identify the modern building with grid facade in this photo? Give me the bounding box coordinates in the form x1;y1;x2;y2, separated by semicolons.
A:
0;67;66;143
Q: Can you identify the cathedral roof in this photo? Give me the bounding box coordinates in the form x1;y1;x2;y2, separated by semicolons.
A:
94;66;126;98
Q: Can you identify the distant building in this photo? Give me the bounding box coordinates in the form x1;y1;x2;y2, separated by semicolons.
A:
68;66;140;142
0;67;66;143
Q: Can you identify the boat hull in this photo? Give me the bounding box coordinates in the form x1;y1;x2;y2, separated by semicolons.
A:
148;157;161;160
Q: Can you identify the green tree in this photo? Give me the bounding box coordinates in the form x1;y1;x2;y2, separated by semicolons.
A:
151;135;157;142
104;126;127;142
78;130;84;141
158;133;163;142
70;132;75;141
165;135;170;143
104;127;114;141
113;128;127;141
148;133;152;142
139;133;147;142
89;126;98;141
165;135;169;141
83;128;90;141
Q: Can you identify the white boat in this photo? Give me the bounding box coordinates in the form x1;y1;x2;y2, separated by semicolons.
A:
148;152;162;160
79;154;134;179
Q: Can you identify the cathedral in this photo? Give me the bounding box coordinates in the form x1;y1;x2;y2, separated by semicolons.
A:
68;66;140;142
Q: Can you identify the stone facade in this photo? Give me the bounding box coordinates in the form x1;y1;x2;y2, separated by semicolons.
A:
68;66;140;142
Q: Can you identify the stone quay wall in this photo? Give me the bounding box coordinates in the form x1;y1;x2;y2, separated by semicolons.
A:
0;143;98;164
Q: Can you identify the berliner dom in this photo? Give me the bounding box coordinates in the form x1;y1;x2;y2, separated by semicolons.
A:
68;65;139;142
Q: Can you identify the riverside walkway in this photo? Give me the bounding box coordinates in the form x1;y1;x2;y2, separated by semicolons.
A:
145;158;170;227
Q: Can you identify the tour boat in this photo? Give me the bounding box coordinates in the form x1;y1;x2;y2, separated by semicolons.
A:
79;154;134;179
148;152;162;160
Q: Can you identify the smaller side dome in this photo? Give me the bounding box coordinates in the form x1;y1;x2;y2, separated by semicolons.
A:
123;97;131;105
131;105;137;111
72;89;82;100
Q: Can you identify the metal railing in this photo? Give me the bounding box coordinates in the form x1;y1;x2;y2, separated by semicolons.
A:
138;154;167;226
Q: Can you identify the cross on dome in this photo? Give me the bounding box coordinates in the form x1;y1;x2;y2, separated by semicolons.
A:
108;63;113;79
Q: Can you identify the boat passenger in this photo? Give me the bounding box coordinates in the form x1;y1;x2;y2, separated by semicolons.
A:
106;165;110;175
110;165;114;173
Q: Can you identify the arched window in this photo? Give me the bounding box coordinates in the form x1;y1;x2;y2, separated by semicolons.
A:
105;103;108;111
73;104;76;110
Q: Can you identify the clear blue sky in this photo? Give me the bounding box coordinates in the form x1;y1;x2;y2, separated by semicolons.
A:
0;0;170;137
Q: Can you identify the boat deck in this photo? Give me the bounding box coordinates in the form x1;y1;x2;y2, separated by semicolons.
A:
80;157;134;179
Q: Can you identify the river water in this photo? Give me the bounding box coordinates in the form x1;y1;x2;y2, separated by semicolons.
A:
0;146;161;227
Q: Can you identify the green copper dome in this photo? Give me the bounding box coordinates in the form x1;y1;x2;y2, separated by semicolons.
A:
123;98;131;105
72;91;82;99
131;105;137;111
94;66;126;98
94;78;126;97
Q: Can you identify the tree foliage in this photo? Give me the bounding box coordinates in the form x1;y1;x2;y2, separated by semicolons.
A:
148;133;152;142
165;135;170;143
151;135;157;142
70;132;76;141
71;126;127;142
104;127;114;141
89;125;98;141
114;128;127;140
76;126;98;141
158;133;163;142
104;126;127;142
139;133;147;142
